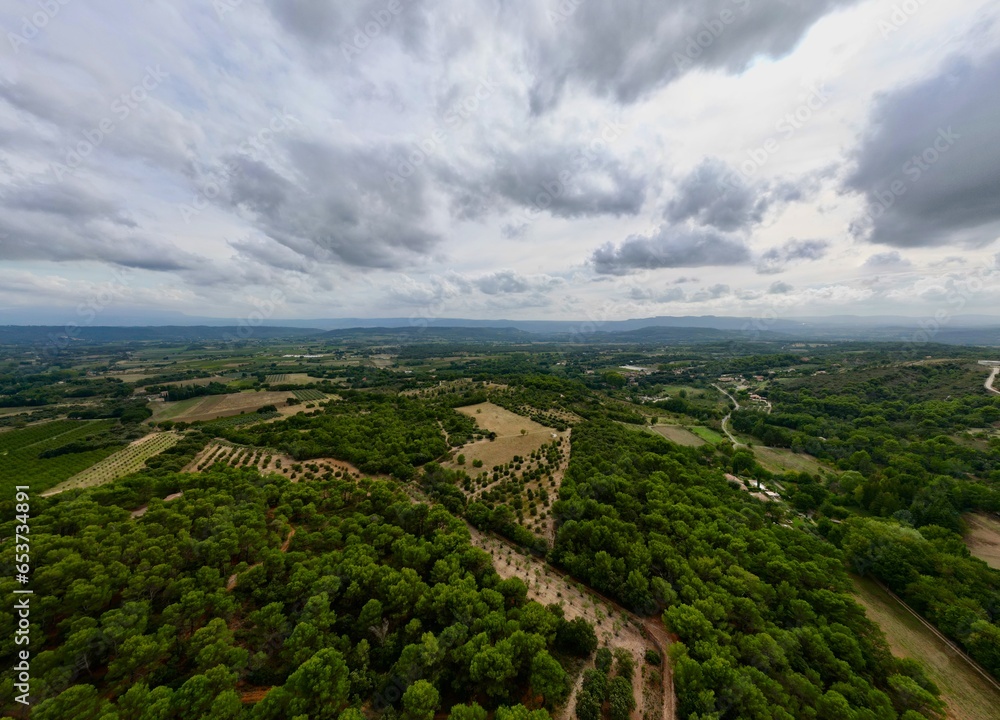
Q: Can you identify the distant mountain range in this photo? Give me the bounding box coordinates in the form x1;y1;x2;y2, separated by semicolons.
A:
2;309;1000;346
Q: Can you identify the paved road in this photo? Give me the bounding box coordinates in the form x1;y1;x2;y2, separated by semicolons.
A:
986;367;1000;396
713;384;745;448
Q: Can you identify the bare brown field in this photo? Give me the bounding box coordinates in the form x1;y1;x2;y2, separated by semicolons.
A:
851;576;1000;720
451;431;566;472
964;513;1000;570
151;391;295;423
652;425;705;447
458;402;549;435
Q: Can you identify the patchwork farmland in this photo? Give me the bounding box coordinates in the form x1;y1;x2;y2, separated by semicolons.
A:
42;432;181;496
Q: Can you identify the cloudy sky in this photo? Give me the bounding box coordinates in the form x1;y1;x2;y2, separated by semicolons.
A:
2;0;999;324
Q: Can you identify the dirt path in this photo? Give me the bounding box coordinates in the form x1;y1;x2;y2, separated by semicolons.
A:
227;525;295;592
468;529;676;720
130;491;184;519
280;526;296;552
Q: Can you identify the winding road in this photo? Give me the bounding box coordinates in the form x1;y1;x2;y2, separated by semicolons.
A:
986;366;1000;396
712;384;745;448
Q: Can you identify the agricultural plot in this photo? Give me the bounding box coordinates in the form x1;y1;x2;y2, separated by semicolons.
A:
292;389;327;401
964;513;1000;570
284;373;322;385
451;403;571;540
652;425;705;447
201;411;281;430
851;575;1000;720
42;433;181;496
0;420;119;496
687;426;726;445
264;373;318;385
150;391;295;423
186;442;365;482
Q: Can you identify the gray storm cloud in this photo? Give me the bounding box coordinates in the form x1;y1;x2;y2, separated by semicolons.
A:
846;49;1000;249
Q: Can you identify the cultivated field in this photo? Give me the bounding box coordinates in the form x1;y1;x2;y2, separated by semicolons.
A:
652;425;705;447
452;403;571;540
186;442;365;482
292;389;327;401
687;426;726;445
455;402;558;466
42;432;181;496
149;391;295;423
964;513;1000;570
851;576;1000;720
0;420;119;496
265;373;318;385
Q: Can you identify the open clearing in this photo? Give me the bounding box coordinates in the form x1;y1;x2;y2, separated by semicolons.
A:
452;402;568;470
451;403;570;541
687;426;725;445
964;513;1000;570
851;575;1000;720
753;446;829;476
150;391;295;423
458;402;551;436
43;432;181;496
470;529;673;720
652;425;705;447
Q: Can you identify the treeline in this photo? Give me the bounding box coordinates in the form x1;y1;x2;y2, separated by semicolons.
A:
551;420;944;719
0;470;593;719
147;382;232;402
220;393;485;479
728;365;1000;529
838;517;1000;678
0;371;131;407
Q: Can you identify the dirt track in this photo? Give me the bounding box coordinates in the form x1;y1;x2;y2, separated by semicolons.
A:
468;529;676;720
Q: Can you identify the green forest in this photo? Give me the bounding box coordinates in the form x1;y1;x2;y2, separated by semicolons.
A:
1;338;999;720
